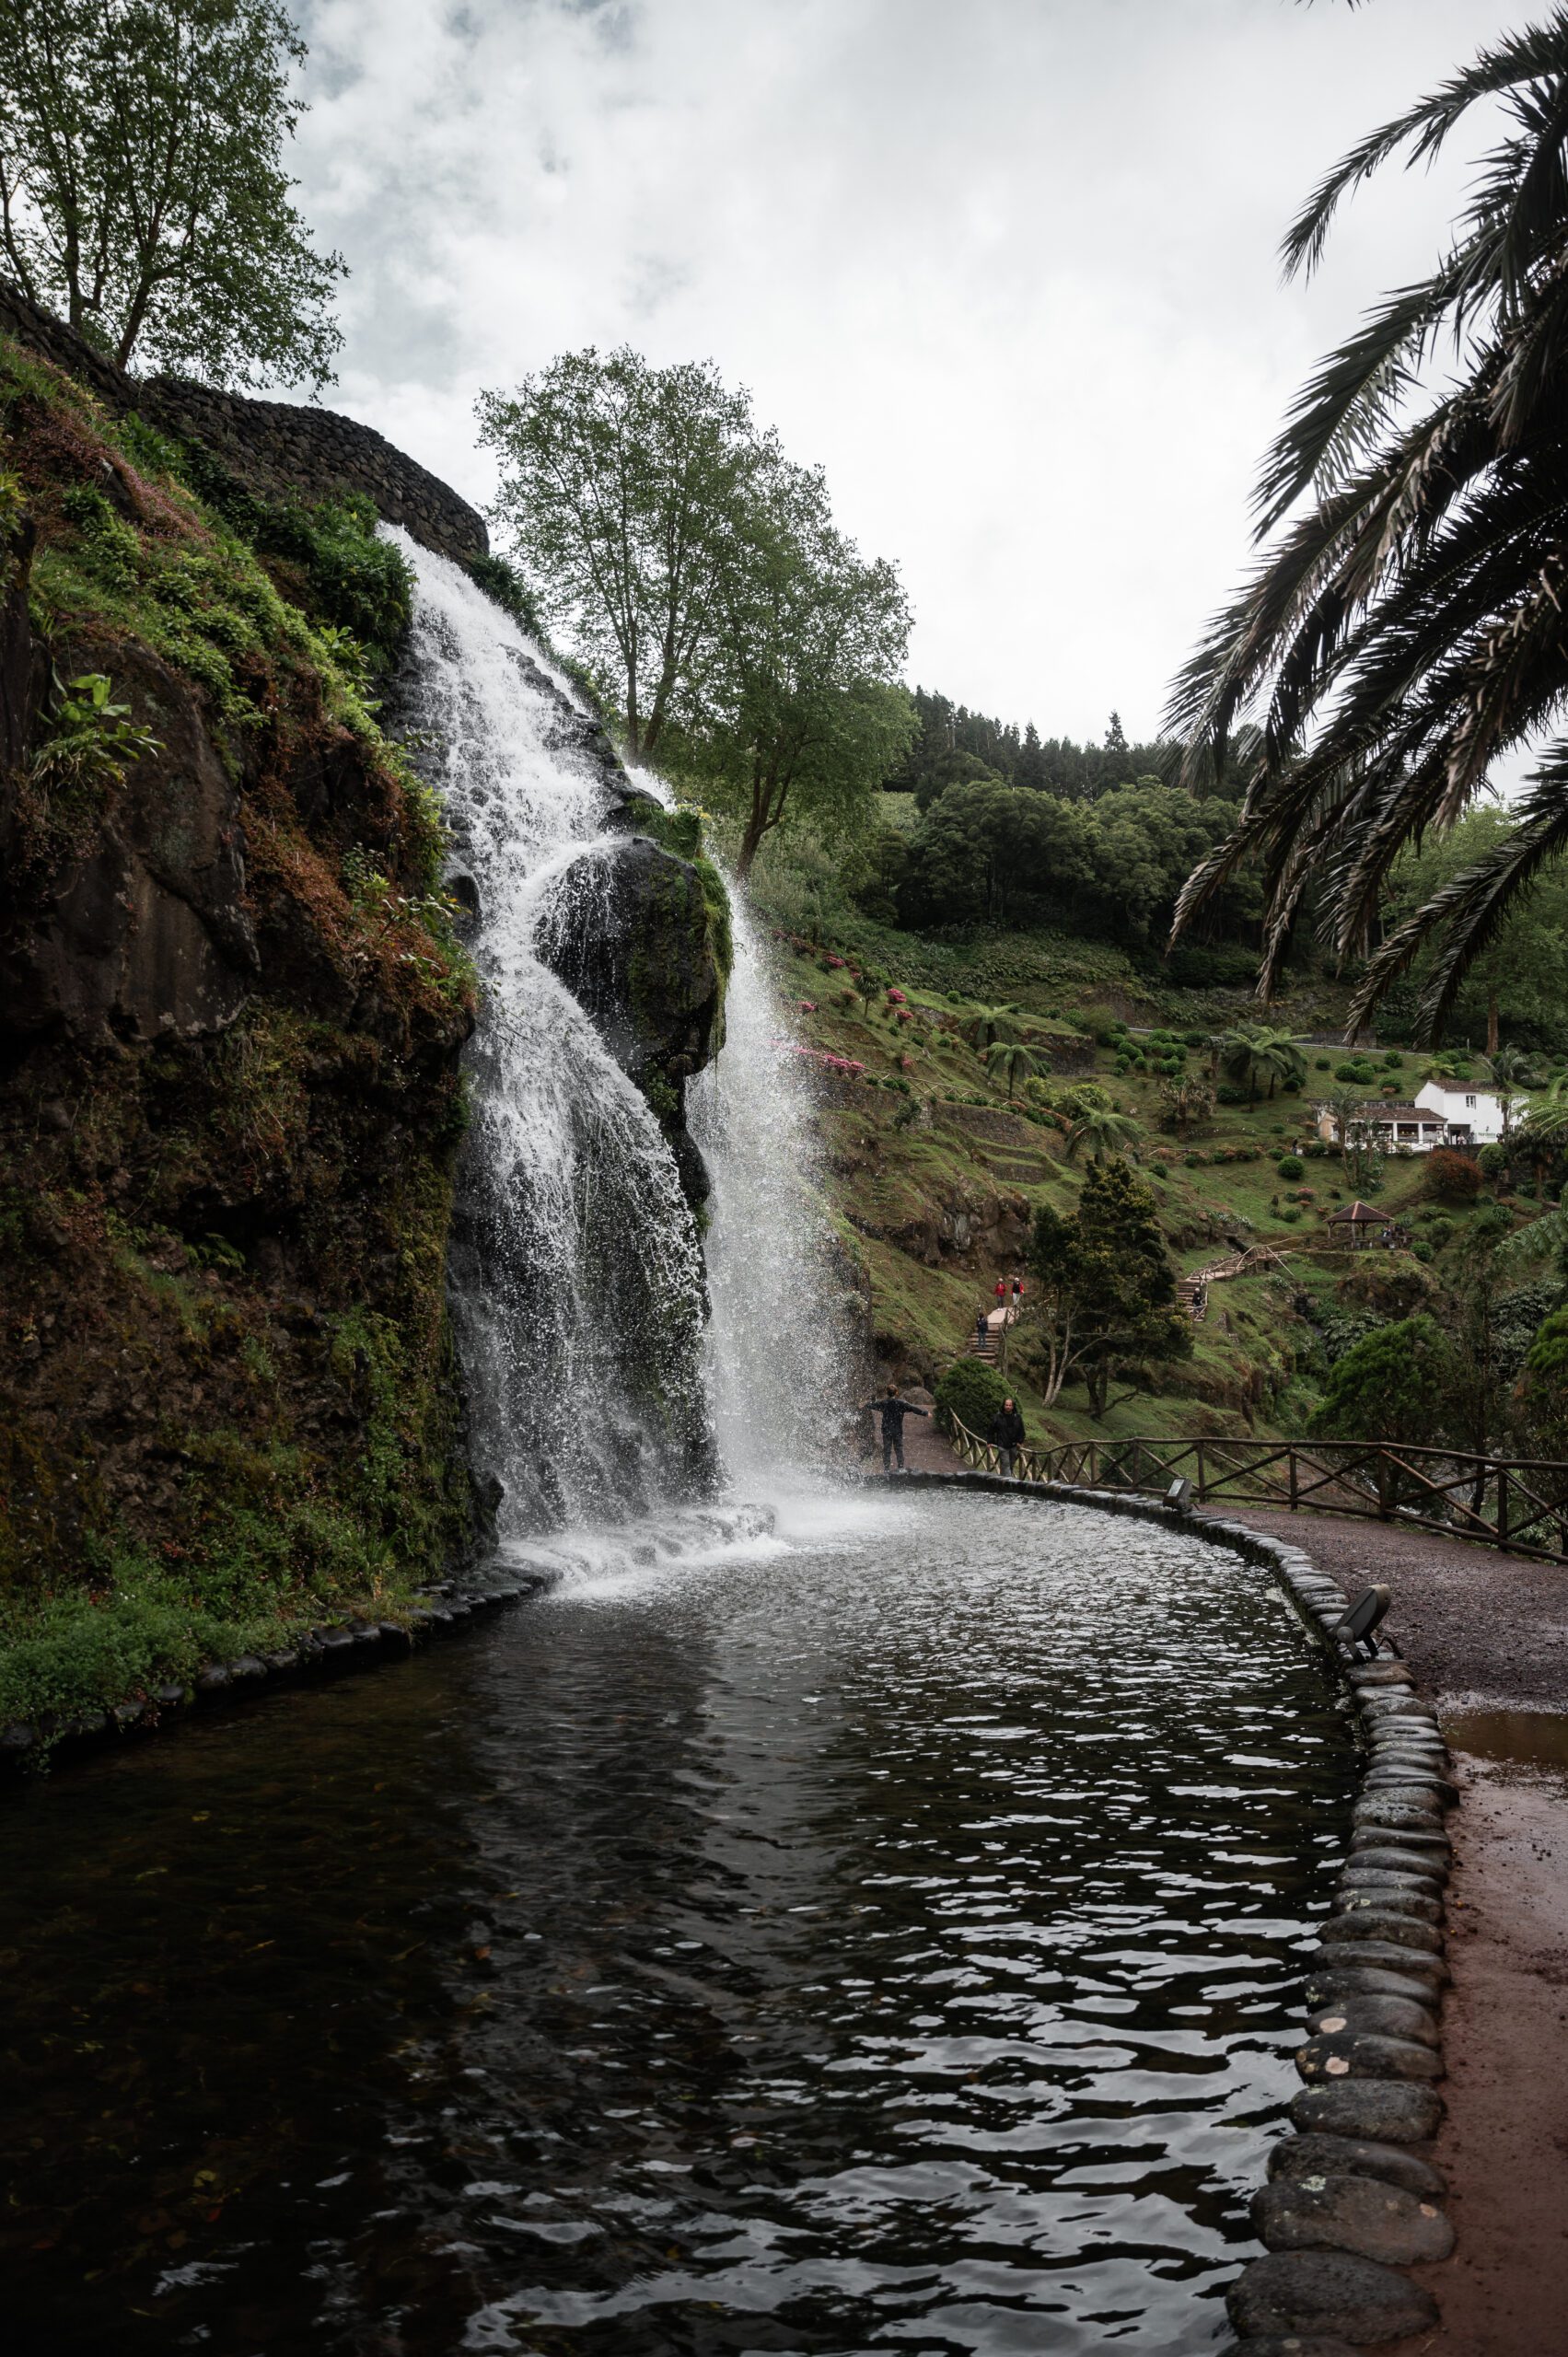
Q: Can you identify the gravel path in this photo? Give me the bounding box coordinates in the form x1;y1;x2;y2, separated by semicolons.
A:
1210;1505;1568;1711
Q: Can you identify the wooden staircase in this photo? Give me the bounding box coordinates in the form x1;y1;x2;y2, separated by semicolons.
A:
1179;1242;1291;1322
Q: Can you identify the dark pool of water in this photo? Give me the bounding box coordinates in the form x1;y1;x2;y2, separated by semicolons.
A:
1;1490;1352;2356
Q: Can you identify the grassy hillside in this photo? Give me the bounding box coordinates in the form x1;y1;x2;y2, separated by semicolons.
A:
768;924;1551;1451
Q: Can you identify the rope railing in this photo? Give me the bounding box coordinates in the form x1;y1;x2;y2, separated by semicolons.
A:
943;1420;1568;1566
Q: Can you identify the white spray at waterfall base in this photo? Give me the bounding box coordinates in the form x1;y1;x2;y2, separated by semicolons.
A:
387;530;854;1548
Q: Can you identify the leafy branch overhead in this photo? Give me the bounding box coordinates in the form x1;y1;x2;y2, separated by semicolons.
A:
0;0;345;386
1168;10;1568;1042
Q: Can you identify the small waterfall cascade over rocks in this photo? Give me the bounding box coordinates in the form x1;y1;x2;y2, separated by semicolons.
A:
389;533;712;1534
689;889;856;1490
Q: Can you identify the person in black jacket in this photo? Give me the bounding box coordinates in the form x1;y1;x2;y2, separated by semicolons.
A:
864;1383;928;1472
989;1396;1026;1478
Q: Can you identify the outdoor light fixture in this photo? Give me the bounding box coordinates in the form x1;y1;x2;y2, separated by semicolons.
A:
1165;1477;1193;1514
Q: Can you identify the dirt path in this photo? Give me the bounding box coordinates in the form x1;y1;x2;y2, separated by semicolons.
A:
1208;1505;1568;1713
1213;1505;1568;2357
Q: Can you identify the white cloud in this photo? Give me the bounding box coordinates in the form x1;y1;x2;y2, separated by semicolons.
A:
290;0;1528;742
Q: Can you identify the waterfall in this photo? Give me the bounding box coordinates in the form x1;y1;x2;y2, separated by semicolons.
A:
688;891;855;1489
389;529;852;1540
389;533;711;1535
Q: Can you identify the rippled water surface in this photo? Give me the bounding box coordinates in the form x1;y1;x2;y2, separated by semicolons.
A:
2;1491;1352;2355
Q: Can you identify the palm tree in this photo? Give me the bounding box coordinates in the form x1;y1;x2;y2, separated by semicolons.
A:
1220;1024;1307;1102
985;1039;1045;1103
1063;1108;1142;1164
1168;15;1568;1042
1512;1069;1568;1182
965;1005;1021;1053
1160;1074;1215;1138
1486;1045;1540;1139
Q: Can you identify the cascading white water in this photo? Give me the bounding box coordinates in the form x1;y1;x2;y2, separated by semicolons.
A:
388;532;711;1533
388;528;854;1542
688;890;856;1488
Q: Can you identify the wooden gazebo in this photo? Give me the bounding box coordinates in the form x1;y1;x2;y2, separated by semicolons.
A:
1328;1200;1400;1251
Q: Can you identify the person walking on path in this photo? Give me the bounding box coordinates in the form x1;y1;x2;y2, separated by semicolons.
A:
1010;1275;1024;1306
994;1276;1006;1308
988;1396;1026;1478
975;1306;991;1353
864;1382;928;1473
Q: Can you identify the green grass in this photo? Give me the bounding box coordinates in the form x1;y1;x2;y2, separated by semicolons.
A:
775;927;1550;1449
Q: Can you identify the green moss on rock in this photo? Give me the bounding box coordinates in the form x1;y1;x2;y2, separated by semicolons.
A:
0;330;481;1733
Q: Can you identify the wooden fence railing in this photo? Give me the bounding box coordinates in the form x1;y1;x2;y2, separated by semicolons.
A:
945;1422;1568;1566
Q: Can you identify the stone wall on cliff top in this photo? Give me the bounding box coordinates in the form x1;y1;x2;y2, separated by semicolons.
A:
0;279;488;562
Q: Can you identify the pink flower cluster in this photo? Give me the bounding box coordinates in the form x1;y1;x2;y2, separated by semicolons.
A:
886;986;908;1004
798;999;818;1013
778;1043;866;1075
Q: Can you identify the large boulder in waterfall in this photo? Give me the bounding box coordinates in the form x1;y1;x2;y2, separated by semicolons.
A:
540;834;728;1091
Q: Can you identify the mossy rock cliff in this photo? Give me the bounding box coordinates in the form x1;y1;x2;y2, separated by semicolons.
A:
0;327;480;1732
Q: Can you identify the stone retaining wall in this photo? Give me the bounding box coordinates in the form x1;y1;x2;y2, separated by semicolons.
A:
900;1469;1457;2352
0;279;487;560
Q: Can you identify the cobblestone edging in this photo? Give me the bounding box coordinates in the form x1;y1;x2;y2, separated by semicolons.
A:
0;1576;542;1773
897;1469;1454;2351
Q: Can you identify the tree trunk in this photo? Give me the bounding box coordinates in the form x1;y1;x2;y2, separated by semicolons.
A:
735;809;766;878
1488;993;1500;1057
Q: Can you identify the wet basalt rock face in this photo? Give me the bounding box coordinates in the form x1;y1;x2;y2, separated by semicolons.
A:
0;311;482;1726
539;820;730;1213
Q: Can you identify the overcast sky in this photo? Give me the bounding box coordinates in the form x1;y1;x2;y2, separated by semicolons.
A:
290;0;1528;746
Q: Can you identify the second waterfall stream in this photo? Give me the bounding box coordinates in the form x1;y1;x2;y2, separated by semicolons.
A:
389;530;851;1546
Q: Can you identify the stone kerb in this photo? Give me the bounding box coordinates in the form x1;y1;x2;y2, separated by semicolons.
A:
895;1466;1455;2351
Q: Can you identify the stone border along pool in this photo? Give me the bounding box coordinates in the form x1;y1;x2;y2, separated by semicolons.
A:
893;1469;1456;2355
3;1478;1457;2349
0;1575;548;1773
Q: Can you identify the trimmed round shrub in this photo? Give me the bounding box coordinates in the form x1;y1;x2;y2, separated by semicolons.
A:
1315;1057;1332;1071
934;1357;1010;1439
1276;1155;1306;1180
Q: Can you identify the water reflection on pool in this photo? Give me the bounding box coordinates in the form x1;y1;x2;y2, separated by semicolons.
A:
2;1489;1352;2354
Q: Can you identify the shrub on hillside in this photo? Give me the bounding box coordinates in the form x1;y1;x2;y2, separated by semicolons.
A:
1308;1315;1452;1443
933;1359;1011;1440
1426;1149;1483;1204
1277;1155;1306;1180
